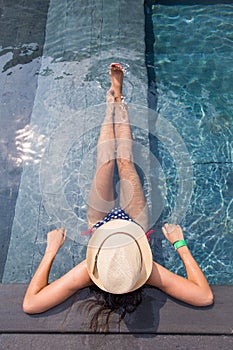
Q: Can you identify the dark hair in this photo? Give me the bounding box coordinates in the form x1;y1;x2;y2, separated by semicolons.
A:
81;285;143;332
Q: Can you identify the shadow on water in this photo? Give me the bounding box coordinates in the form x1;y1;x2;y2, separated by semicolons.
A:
144;0;158;112
144;0;165;266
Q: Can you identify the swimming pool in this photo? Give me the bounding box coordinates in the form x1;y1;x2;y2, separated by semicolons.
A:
0;0;232;285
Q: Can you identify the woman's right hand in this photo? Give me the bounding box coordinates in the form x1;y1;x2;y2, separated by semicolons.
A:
46;228;66;255
162;223;184;245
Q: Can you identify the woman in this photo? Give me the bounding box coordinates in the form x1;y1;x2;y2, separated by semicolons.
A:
23;63;213;329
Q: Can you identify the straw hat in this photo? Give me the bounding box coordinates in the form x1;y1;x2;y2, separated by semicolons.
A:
86;219;153;294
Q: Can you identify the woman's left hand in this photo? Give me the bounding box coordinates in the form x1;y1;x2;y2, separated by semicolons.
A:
162;223;184;245
46;228;66;255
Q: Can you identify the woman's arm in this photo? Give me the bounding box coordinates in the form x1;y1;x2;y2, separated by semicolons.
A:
23;228;92;314
147;224;214;306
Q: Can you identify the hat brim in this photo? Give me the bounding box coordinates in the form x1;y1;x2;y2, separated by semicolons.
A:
86;219;153;294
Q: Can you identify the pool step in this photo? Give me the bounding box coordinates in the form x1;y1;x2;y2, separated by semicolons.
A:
3;0;152;283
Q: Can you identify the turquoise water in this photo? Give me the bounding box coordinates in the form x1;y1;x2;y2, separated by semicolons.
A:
151;3;233;284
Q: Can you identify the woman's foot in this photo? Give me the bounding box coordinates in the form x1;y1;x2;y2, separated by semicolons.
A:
109;63;124;102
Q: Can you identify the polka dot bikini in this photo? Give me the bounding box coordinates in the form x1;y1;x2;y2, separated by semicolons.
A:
93;207;133;229
81;207;153;242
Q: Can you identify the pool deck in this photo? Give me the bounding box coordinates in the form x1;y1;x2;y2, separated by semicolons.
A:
0;284;232;349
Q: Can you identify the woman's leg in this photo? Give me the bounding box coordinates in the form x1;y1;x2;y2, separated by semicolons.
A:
112;64;148;231
87;89;115;227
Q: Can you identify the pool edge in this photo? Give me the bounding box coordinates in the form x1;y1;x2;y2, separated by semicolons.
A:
0;284;232;335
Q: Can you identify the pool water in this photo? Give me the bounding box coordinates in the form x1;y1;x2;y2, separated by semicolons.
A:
151;2;233;283
0;0;232;284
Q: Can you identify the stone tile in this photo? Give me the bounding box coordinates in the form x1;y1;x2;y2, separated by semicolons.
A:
0;334;232;350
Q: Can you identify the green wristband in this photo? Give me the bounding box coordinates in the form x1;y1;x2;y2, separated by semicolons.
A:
173;239;187;250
